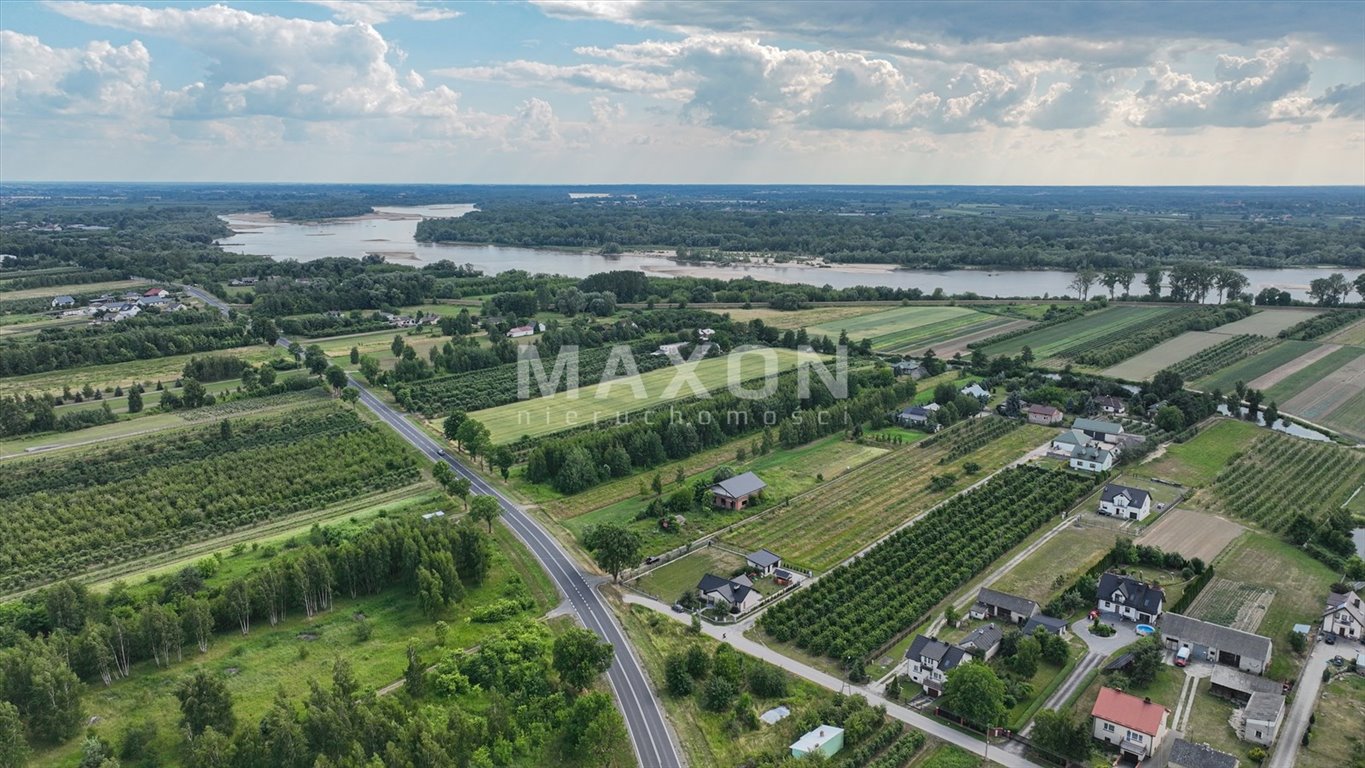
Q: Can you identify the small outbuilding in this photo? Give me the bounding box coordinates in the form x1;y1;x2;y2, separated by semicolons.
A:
1026;403;1064;425
746;548;782;577
790;725;844;759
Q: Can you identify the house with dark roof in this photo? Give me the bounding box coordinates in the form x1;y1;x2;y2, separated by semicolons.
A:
1074;417;1124;441
1023;615;1070;637
746;548;782;577
1159;612;1273;675
1322;589;1363;640
1091;687;1169;760
971;587;1040;625
1097;573;1165;623
1070;443;1115;473
1093;395;1128;415
959;624;1004;660
1209;666;1283;704
1099;484;1153;521
1026;403;1063;425
892;360;926;379
1050;428;1090;454
904;635;970;696
696;573;760;614
50;295;75;308
1169;738;1240;768
711;472;767;510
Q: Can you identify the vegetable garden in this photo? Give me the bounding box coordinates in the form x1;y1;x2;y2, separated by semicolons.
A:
0;403;423;591
759;465;1094;662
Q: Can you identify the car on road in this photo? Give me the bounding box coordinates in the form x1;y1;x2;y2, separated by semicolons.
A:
437;449;447;457
671;603;686;613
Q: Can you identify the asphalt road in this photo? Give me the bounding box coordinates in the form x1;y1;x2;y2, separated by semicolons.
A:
270;337;681;768
177;283;231;317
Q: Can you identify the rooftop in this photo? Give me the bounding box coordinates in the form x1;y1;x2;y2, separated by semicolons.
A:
1243;692;1284;722
747;548;781;568
1092;687;1167;736
713;471;767;499
1159;613;1273;663
1169;738;1240;768
1074;417;1123;434
791;725;843;753
1102;484;1151;506
976;587;1040;617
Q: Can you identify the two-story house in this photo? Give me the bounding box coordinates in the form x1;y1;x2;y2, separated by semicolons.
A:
1322;589;1364;640
1091;687;1169;760
1097;572;1166;623
904;635;970;696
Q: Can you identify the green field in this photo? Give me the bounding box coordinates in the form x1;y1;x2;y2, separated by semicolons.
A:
801;304;1015;353
1131;418;1262;486
469;347;817;443
1193;339;1319;393
721;304;893;329
1263;345;1363;403
981;305;1174;359
1101;330;1229;381
1322;316;1365;346
562;434;890;557
987;524;1115;604
1302;674;1365;767
0;343;289;398
1321;387;1365;441
722;423;1054;570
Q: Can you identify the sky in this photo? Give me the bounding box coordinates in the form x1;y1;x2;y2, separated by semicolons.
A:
1;0;1363;184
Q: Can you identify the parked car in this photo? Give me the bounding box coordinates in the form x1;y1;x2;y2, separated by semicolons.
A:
1332;656;1345;667
1325;633;1337;645
671;603;685;613
1174;647;1191;667
643;556;660;565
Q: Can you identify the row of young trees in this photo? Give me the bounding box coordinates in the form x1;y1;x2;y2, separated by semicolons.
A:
0;316;276;377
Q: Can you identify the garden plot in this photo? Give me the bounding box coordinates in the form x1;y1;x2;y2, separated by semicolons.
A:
632;546;748;604
1207;308;1321;337
1321;316;1365;346
1280;349;1365;421
1183;577;1274;632
1247;343;1342;390
1194;339;1318;394
1101;331;1228;381
805;305;978;341
1319;388;1365;443
915;316;1036;358
979;305;1175;359
720;304;891;329
1136;508;1244;564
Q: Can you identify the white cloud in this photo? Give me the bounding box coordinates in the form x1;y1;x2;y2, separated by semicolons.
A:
301;1;461;24
0;31;155;118
434;60;680;97
1124;48;1315;128
46;2;460;121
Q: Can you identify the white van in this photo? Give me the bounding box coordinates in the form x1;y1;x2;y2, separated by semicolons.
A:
1175;647;1191;667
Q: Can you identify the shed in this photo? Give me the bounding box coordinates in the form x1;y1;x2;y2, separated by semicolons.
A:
759;705;790;725
791;725;844;759
746;548;782;576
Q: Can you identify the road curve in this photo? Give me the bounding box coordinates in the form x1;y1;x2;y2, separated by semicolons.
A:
271;337;681;768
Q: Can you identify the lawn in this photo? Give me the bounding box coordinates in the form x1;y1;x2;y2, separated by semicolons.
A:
1213;532;1339;680
988;524;1115;604
1076;473;1183;520
1067;661;1185;722
721;424;1054;571
1181;678;1245;759
1207;308;1321;337
32;523;556;767
1263;345;1363;404
633;546;749;603
1194;339;1319;393
1100;330;1228;381
616;604;849;768
0;343;290;398
720;304;894;329
981;306;1174;359
909;744;984;768
469;347;817;443
1130;418;1261;487
0;278;150;300
1302;673;1365;767
561;434;891;558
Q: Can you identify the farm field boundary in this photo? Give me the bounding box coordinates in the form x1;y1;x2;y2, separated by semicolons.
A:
980;305;1175;359
1183;577;1274;632
1101;330;1227;381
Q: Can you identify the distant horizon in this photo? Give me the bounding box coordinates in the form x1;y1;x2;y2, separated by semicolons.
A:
5;181;1364;189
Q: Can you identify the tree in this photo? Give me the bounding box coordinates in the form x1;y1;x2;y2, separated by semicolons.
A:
1155;405;1185;433
1245;388;1264;421
324;365;347;393
175;669;236;739
0;701;29;768
491;445;515;480
563;691;629;767
1264;401;1280;428
183;727;232;768
582;524;642;582
1068;267;1099;300
2;645;84;743
358;355;380;383
1129;636;1163;686
304;345;328;375
349;346;360;364
257;364;276;387
455;418;491;459
700;676;737;712
416;567;445;619
664;653;693;696
127;387;142;414
1309;273;1351;306
941;663;1005;731
404;641;426;698
469;495;501;533
443;411;467;442
1144;268;1163;299
1020;345;1034;363
450;477;471;511
391;335;405;357
1151;369;1184;398
1355;273;1365;302
553;627;614;691
340;387;359;407
182;377;207;409
1032;709;1092;763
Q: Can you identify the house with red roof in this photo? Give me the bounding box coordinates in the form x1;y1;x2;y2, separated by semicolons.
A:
143;287;169;298
1091;687;1169;760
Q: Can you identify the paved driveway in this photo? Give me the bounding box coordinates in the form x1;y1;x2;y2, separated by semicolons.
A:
1268;635;1355;768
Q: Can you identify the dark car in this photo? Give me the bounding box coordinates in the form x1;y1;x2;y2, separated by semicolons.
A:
1324;633;1336;645
437;449;447;457
671;603;686;613
643;556;660;565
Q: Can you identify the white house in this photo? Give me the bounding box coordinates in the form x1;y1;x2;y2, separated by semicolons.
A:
506;322;544;338
696;573;761;614
1322;590;1364;640
1094;395;1128;415
51;295;76;308
1091;687;1169;760
1237;692;1284;746
1159;613;1273;675
959;624;1004;660
1050;429;1090;455
1070;444;1115;473
904;635;971;696
1097;572;1165;623
960;383;990;400
1074;417;1124;442
1099;484;1153;521
143;287;170;298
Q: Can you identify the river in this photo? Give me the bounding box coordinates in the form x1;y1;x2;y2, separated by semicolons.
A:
216;206;1363;301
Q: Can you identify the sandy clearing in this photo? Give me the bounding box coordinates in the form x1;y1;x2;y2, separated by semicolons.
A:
1248;343;1341;390
1137;507;1244;564
931;317;1036;358
1281;351;1365;420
